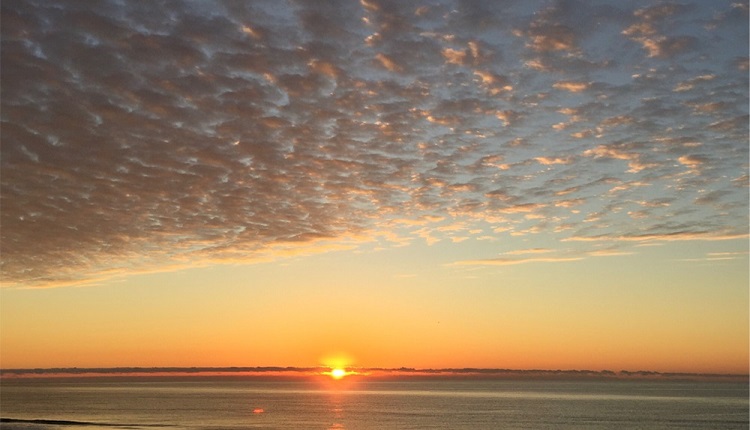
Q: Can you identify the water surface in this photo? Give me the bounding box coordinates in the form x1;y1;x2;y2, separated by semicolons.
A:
1;378;747;429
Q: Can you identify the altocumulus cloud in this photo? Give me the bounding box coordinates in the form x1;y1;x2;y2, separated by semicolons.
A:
1;0;747;287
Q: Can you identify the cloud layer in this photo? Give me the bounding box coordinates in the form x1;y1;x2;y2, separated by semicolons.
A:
2;0;748;287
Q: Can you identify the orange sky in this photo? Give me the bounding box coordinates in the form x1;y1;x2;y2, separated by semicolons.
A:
2;241;747;374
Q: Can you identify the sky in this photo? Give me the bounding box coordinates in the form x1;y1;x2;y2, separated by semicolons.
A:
1;0;748;374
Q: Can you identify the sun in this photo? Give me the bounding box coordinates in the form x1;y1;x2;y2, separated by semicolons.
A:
330;368;347;380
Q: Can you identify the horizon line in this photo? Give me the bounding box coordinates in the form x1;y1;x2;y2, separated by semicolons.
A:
1;366;747;379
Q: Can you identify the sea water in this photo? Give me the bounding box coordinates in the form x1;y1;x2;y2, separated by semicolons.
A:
1;378;748;429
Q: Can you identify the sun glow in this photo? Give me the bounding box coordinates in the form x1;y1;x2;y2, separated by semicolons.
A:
330;368;347;380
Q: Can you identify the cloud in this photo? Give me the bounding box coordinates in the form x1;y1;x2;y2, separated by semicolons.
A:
442;47;468;65
375;53;402;72
503;248;553;256
449;256;584;267
474;70;511;89
519;7;579;55
706;251;749;260
553;81;590;92
240;25;264;40
535;156;573;166
678;155;707;169
673;74;716;92
495;110;522;126
1;0;747;287
586;249;634;257
622;3;698;58
439;40;488;66
582;145;655;173
564;231;748;243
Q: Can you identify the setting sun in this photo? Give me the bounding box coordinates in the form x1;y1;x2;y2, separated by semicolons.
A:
330;368;346;380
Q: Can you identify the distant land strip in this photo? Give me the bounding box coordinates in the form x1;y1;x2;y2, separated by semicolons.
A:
0;418;171;427
1;367;747;382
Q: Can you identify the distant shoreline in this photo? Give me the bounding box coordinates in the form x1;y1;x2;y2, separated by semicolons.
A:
1;367;747;383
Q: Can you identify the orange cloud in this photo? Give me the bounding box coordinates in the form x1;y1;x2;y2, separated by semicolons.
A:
442;48;467;65
375;53;401;72
553;81;590;92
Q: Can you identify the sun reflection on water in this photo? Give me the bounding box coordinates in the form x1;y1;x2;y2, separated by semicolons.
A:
328;388;346;429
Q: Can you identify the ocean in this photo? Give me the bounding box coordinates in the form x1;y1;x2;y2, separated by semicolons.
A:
1;378;748;429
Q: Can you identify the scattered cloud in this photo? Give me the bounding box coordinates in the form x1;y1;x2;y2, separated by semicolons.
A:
503;248;553;256
449;256;584;267
582;145;657;173
442;47;467;65
536;156;573;166
623;4;698;58
1;0;747;287
677;250;749;262
586;249;635;257
678;154;707;170
553;81;590;93
375;53;402;72
564;231;748;243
